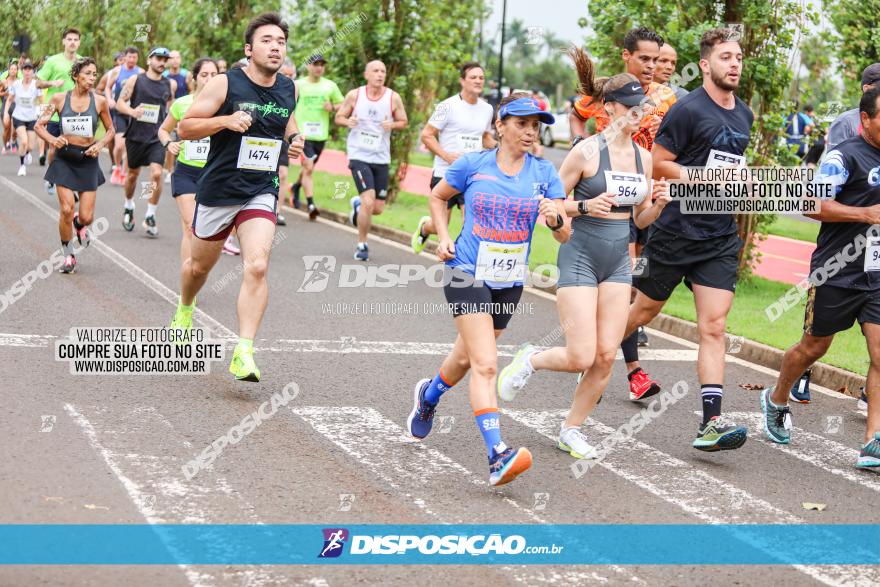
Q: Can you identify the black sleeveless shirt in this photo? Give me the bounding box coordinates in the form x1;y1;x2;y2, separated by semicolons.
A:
196;67;295;206
126;73;172;144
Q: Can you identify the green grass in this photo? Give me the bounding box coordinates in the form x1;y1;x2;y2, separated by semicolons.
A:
766;215;820;243
290;168;868;374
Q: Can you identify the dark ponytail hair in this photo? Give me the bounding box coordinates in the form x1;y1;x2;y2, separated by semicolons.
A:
567;45;638;106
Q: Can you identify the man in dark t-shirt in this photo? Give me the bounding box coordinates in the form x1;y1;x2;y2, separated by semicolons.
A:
621;28;754;452
761;86;880;468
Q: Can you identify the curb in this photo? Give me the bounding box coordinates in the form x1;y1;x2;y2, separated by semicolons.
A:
302;206;866;399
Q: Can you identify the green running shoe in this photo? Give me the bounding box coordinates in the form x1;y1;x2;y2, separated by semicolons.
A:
760;386;792;444
693;416;748;452
170;298;195;331
229;346;261;382
411;216;431;255
498;343;536;402
857;433;880;468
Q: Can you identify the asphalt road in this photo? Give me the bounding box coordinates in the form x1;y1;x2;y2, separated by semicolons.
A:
1;152;877;587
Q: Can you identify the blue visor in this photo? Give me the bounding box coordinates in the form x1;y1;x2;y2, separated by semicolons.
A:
498;98;555;124
149;47;170;59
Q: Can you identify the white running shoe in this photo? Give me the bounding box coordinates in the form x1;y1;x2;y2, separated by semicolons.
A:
24;152;32;165
558;425;599;459
17;164;26;176
497;344;536;402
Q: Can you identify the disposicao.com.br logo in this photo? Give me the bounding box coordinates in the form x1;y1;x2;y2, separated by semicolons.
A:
317;528;562;558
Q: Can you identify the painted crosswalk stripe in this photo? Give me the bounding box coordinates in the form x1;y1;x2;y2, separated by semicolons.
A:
503;408;879;587
723;412;880;494
291;405;642;585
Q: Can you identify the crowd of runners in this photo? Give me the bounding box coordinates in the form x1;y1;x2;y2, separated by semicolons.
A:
3;14;878;487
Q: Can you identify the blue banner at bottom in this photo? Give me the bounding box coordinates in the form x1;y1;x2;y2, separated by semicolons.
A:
1;524;878;565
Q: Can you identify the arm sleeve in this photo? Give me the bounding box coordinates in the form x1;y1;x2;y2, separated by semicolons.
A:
814;149;851;197
444;153;472;192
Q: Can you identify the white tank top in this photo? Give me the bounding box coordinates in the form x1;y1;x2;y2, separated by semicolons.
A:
346;86;393;164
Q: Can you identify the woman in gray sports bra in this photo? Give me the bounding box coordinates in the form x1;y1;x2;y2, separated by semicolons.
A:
36;57;115;274
496;49;671;459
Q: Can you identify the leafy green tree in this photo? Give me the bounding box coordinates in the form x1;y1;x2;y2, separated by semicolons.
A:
826;0;880;101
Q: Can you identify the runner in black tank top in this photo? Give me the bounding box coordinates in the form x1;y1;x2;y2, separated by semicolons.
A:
115;47;177;237
169;12;305;383
35;57;115;275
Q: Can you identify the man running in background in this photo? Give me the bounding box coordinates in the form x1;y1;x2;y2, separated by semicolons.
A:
35;27;81;188
115;47;176;237
335;60;408;261
106;47;142;185
656;42;689;99
290;53;344;220
827;63;880;150
411;61;495;254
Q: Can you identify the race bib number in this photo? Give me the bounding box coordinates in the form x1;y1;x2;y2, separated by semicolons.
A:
303;121;323;138
706;149;746;169
138;103;160;124
18;96;34;108
357;130;382;151
61;116;91;137
236;136;281;171
475;241;528;284
458;133;482;153
605;170;648;206
865;237;880;272
184;139;210;161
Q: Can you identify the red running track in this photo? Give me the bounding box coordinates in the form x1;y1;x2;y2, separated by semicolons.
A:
300;149;814;285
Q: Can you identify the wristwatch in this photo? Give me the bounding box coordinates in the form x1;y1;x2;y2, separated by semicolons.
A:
287;132;300;143
549;213;564;231
578;200;589;215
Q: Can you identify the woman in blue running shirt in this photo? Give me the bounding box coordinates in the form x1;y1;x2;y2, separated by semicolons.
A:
406;93;566;487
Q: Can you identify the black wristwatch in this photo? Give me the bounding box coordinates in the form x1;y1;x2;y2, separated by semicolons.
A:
287;132;300;143
549;213;564;231
578;200;589;215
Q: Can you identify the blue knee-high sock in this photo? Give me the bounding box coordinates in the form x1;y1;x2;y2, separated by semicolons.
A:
475;409;505;458
424;370;452;404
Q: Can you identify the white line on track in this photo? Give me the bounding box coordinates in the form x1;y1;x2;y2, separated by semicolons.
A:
502;408;880;587
722;411;880;494
291;405;642;585
1;176;235;339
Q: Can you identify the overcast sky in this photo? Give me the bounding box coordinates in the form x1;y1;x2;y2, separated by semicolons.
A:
483;0;590;47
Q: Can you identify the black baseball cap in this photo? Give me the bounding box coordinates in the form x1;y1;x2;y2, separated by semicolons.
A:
604;81;647;107
306;54;326;65
21;61;34;70
862;63;880;87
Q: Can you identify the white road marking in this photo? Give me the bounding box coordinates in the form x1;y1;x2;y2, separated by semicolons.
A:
1;176;235;339
291;405;641;584
65;404;291;587
503;408;880;587
723;411;880;494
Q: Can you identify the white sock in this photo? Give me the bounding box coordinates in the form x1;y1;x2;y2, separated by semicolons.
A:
124;198;135;210
358;242;367;249
147;203;157;217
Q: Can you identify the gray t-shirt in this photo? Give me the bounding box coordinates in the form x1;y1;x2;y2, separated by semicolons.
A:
827;107;860;150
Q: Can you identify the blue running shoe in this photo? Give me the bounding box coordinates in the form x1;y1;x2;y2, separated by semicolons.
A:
857;432;880;468
354;243;369;261
789;369;811;404
760;386;792;444
349;195;361;227
488;445;533;486
406;378;435;439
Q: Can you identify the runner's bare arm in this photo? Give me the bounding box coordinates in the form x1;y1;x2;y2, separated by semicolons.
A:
482;131;497;149
178;74;243;140
430;179;459;260
807;199;880;225
334;89;357;127
34;94;65;148
569;108;587;137
389;92;408;130
420;123;453;163
104;67;118;107
285;102;305;160
651;143;682;181
633;150;670;229
114;76;139;117
167;79;177;108
158;111;181;155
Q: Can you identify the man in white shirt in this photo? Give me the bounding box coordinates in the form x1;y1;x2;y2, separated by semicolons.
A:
411;61;496;254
